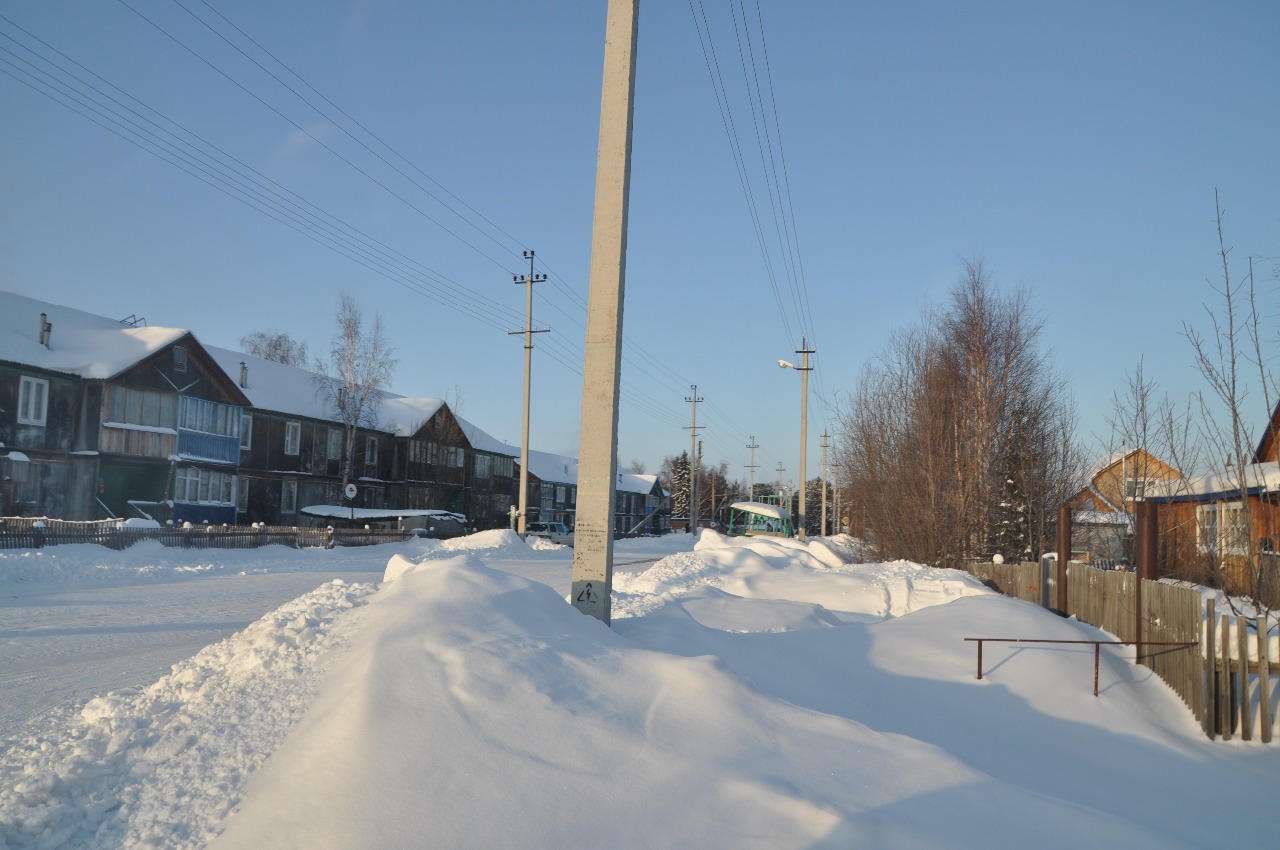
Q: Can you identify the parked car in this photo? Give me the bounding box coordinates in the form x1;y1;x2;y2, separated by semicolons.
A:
526;521;574;547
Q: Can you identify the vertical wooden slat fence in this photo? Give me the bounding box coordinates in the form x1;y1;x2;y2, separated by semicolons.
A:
1066;565;1135;642
962;560;1041;604
1139;579;1204;731
965;558;1276;742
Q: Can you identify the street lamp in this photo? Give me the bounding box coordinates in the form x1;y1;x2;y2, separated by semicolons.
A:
778;338;814;540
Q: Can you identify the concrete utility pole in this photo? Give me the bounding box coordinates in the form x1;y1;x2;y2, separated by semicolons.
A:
684;385;703;534
821;431;829;537
571;0;638;625
745;435;759;501
510;250;548;537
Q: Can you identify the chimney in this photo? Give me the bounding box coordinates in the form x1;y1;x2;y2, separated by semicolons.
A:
38;313;52;348
239;362;249;388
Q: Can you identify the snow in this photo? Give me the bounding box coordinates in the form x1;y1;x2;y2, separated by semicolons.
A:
2;532;1278;848
728;499;790;519
297;505;463;522
1149;460;1280;500
0;290;189;381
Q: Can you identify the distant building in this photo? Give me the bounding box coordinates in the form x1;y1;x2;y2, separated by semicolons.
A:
0;289;619;532
1063;449;1181;564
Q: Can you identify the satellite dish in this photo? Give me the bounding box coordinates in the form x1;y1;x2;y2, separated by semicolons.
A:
344;483;358;501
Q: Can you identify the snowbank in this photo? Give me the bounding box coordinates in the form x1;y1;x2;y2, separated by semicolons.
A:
0;580;376;849
2;531;1277;848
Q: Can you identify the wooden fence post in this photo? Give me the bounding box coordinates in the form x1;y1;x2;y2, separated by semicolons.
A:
1219;613;1232;740
1206;597;1217;738
1259;613;1272;744
1135;502;1158;667
1238;613;1252;741
1057;505;1071;616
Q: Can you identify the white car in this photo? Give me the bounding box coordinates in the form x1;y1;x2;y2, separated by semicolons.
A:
526;521;574;547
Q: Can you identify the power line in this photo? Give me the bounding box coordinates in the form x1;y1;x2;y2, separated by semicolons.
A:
2;7;773;467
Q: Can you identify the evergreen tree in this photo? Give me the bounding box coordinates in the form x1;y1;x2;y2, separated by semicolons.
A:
662;451;691;520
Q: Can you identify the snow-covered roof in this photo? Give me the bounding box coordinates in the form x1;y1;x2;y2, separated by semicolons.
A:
0;289;188;379
300;505;464;522
205;345;449;438
1147;461;1280;501
730;501;791;520
456;416;519;457
523;449;578;485
617;472;660;495
1072;510;1133;528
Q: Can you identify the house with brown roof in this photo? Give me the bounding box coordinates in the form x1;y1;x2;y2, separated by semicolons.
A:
1064;449;1181;564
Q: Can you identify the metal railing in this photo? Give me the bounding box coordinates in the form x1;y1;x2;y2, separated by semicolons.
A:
964;637;1198;697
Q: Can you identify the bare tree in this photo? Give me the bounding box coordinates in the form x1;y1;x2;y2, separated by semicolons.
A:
1102;360;1205;577
1182;192;1279;608
313;292;398;495
240;330;310;367
837;260;1078;566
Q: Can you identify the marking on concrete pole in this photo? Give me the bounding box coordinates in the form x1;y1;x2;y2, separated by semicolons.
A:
571;0;638;625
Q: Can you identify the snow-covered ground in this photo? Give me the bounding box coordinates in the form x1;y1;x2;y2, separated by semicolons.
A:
2;531;1278;848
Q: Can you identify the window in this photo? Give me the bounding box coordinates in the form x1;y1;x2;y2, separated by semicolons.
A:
177;397;240;437
1123;477;1156;500
1222;502;1249;554
236;477;249;512
285;421;301;455
1197;505;1219;555
281;479;297;513
174;467;236;504
328;428;343;461
240;414;253;450
475;454;492;479
173;345;188;372
18;376;49;426
366;436;378;468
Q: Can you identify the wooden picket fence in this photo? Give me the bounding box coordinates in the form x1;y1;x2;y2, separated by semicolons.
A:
962;559;1277;742
962;559;1042;605
1202;598;1275;742
0;517;411;551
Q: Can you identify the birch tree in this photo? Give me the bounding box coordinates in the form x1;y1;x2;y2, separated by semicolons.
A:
838;261;1078;565
314;292;398;496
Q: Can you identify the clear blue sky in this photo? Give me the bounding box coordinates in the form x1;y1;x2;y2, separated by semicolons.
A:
3;1;1278;487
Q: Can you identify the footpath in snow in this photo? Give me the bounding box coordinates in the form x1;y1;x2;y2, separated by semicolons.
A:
3;530;1279;848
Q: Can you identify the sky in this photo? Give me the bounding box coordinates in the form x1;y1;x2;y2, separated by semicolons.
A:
2;0;1278;485
3;531;1278;847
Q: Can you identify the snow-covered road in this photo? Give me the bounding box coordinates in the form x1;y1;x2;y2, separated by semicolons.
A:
0;535;681;741
0;569;382;739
